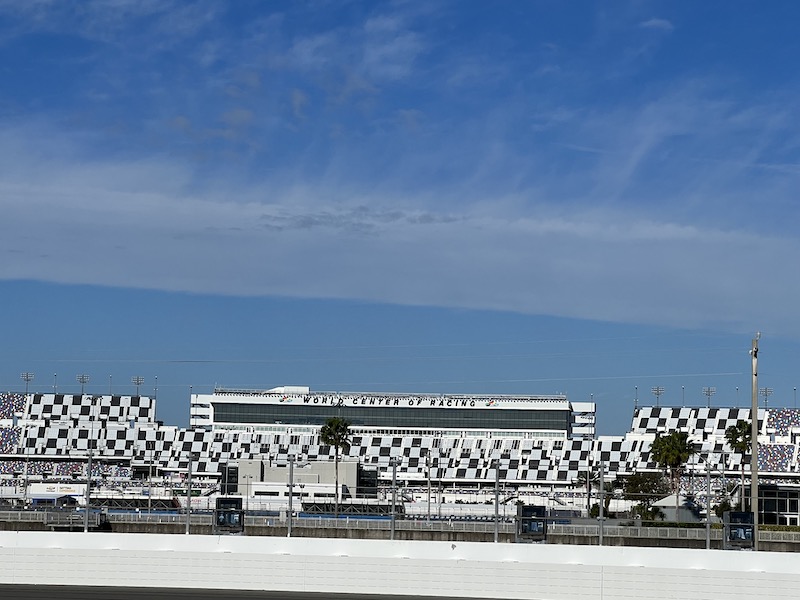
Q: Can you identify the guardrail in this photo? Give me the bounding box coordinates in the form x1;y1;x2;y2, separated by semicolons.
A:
5;510;800;544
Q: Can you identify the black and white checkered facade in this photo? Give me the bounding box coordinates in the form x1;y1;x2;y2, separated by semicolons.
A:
2;391;799;489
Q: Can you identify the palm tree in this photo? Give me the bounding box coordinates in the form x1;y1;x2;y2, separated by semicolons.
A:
725;420;752;509
319;416;352;517
649;431;696;520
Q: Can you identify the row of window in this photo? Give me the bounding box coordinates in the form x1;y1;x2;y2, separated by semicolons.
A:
212;403;571;432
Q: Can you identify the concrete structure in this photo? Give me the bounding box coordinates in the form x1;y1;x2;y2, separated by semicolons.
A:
1;531;800;599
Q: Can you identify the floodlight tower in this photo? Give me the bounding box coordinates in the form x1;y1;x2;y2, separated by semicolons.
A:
702;387;716;408
759;387;774;408
20;372;34;395
131;376;144;396
76;374;90;395
651;386;665;407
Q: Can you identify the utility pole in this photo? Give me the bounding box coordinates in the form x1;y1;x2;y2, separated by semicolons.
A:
750;332;760;551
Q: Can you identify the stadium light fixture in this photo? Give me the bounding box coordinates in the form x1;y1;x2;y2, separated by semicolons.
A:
20;372;34;395
759;387;774;408
651;386;665;407
702;387;716;408
76;374;90;395
131;376;144;396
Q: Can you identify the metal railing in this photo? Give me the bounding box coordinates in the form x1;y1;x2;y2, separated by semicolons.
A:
4;510;800;544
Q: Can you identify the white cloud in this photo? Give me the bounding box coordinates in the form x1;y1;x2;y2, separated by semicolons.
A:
639;18;674;32
1;114;799;338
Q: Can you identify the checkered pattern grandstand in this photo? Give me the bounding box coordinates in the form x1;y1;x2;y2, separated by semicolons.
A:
1;392;797;491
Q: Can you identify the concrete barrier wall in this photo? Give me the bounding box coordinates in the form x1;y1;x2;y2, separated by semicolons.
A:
1;531;800;599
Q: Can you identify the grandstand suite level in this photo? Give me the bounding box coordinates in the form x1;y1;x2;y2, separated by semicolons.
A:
3;385;800;524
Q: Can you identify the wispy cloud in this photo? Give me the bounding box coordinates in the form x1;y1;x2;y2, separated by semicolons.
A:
1;2;799;339
639;18;674;32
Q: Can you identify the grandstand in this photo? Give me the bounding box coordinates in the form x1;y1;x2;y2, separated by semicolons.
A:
2;387;800;523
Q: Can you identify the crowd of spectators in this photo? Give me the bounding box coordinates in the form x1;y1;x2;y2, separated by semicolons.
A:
0;427;20;453
767;409;800;436
0;392;26;420
759;444;796;473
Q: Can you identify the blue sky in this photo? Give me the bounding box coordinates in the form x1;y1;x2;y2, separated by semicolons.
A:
1;2;799;434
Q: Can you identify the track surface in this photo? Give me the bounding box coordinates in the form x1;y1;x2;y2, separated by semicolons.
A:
0;585;496;600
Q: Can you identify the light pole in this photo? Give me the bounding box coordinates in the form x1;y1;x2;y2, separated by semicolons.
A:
390;458;399;540
287;454;295;537
759;387;774;408
244;474;253;513
598;459;605;546
634;386;638;410
651;386;665;408
20;372;34;395
109;375;112;395
53;373;57;394
702;387;716;408
750;332;760;551
147;441;154;514
426;453;432;525
77;374;90;395
83;393;97;533
185;453;194;535
493;460;500;543
132;376;144;396
83;446;93;532
706;458;711;549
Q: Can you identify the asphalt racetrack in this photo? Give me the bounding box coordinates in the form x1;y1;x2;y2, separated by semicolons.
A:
0;585;497;600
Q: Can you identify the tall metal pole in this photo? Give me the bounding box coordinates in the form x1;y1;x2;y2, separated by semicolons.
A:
598;460;605;547
493;461;500;543
586;456;591;517
83;449;92;532
185;454;193;535
287;454;294;538
148;447;153;515
426;455;431;525
390;459;398;540
750;332;760;551
706;459;711;550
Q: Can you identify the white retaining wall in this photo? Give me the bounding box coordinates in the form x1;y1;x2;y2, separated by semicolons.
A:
1;531;800;599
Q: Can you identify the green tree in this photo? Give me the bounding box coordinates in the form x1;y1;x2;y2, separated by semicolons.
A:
622;472;669;522
725;420;752;510
319;416;352;517
649;431;697;520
